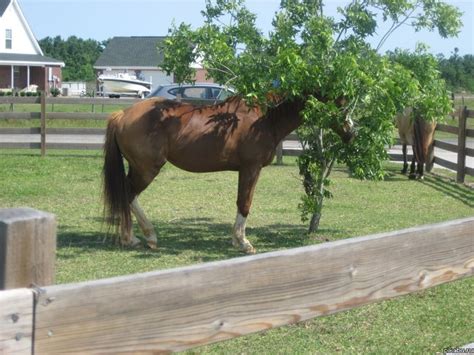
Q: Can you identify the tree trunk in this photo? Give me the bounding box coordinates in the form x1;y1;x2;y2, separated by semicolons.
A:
308;178;324;233
308;212;321;233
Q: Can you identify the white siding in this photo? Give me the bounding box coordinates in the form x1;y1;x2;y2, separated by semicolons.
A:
142;70;173;90
0;2;39;54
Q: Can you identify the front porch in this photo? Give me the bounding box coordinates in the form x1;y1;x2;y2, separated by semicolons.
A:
0;53;64;94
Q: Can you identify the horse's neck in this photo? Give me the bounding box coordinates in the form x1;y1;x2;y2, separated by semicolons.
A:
266;99;303;142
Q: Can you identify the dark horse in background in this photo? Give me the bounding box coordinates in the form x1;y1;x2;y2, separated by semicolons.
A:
103;94;355;254
396;107;437;180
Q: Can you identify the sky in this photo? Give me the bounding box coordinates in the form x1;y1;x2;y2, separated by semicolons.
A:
18;0;473;56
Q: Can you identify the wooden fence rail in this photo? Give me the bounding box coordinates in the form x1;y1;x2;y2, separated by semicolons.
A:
0;208;473;354
0;96;473;180
277;107;474;182
0;95;140;156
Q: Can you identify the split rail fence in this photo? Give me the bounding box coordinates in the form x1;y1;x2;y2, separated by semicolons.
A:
0;208;473;353
0;96;473;182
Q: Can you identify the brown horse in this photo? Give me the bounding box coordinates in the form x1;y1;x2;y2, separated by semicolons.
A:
103;95;355;254
396;108;437;180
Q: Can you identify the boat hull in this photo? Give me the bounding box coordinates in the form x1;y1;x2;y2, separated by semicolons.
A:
98;76;152;97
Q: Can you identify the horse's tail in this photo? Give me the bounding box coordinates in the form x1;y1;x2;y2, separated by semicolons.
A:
102;110;131;233
413;116;426;164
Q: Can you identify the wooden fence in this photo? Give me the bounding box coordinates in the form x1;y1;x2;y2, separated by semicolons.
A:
0;95;140;154
0;208;473;354
277;106;474;183
0;96;473;182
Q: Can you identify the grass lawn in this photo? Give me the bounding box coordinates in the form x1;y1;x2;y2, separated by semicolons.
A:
0;150;473;353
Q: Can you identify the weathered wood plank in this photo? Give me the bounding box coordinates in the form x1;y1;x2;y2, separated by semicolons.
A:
285;133;299;141
434;140;458;153
46;112;110;120
0;208;56;290
465;165;474;177
0;289;34;354
466;146;474;158
45;128;105;135
44;143;103;150
34;218;474;354
433;156;458;171
0;142;41;149
436;124;458;135
0;128;41;134
0;112;41;120
0;128;105;135
466;128;474;138
456;108;467;183
282;148;301;157
0;97;40;104
47;97;141;105
40;93;46;156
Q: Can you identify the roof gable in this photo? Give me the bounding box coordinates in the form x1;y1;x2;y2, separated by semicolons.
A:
0;0;11;17
94;36;166;68
0;0;43;55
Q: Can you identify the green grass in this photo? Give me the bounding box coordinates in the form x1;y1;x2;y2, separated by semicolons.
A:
0;150;473;353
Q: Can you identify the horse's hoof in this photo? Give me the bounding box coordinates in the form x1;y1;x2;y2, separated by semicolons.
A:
408;173;417;180
240;243;256;255
146;239;158;250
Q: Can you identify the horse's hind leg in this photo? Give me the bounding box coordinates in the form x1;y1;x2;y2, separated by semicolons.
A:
131;197;157;249
401;144;408;174
408;145;417;179
233;166;261;254
123;162;164;248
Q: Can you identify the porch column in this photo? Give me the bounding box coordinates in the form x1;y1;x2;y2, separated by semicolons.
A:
27;66;30;88
10;65;14;89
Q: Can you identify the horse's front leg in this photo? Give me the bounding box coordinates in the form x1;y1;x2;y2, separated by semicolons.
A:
233;166;262;254
408;145;417;179
130;197;158;249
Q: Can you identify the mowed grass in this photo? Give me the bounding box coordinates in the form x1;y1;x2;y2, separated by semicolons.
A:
0;150;473;353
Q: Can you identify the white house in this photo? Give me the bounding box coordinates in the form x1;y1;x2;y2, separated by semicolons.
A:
94;36;211;91
0;0;64;92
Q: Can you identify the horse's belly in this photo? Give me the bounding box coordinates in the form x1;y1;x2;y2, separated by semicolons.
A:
168;148;239;173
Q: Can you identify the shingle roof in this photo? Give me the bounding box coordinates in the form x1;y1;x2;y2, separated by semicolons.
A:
0;53;64;65
94;36;166;68
0;0;11;16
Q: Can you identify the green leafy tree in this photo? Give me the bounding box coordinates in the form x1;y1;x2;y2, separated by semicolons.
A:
39;36;107;81
438;49;474;93
162;0;462;233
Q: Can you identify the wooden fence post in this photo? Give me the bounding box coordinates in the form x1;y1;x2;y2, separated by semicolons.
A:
456;106;467;183
40;92;46;157
275;141;283;165
0;208;56;290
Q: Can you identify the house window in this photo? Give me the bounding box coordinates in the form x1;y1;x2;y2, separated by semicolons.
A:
5;29;12;49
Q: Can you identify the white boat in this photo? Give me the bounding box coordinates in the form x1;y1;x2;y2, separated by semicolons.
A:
98;73;152;98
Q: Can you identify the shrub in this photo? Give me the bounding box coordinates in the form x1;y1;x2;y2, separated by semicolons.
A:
50;88;61;97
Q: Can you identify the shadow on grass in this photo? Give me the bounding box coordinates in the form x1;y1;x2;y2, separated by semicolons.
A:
422;174;474;208
56;218;339;262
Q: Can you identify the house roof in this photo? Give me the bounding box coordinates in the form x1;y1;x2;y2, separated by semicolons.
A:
0;0;11;16
94;36;166;68
0;53;65;66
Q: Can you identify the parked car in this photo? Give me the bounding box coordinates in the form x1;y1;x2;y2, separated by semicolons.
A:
146;83;234;103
